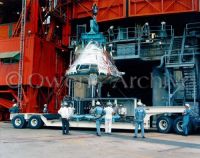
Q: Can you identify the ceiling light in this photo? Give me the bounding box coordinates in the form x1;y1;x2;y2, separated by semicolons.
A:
0;2;4;5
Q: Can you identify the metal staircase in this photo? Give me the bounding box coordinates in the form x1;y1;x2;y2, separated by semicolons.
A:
167;36;183;66
165;29;197;106
165;68;185;106
182;68;197;100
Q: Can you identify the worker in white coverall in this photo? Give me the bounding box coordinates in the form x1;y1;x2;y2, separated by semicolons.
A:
104;101;114;134
58;102;71;135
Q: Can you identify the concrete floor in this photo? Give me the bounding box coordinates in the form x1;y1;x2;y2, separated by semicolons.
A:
0;122;200;158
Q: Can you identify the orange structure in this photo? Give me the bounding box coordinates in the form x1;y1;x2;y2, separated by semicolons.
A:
0;0;71;120
0;0;199;121
72;0;126;21
129;0;199;17
72;0;200;21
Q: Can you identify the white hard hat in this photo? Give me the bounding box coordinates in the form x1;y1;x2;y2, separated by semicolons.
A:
137;100;143;106
107;101;112;106
63;101;68;106
13;103;17;107
185;103;190;108
96;101;100;105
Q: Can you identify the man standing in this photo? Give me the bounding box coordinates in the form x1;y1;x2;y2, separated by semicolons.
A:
43;104;48;113
182;103;191;136
92;3;98;17
92;101;104;136
9;100;19;114
68;102;75;116
104;101;114;134
134;100;146;138
58;102;70;135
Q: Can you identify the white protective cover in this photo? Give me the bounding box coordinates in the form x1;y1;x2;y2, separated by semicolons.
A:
66;41;124;83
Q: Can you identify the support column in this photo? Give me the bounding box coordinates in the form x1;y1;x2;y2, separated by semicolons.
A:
152;68;168;106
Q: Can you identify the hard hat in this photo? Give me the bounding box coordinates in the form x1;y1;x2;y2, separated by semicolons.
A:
185;103;190;108
96;101;100;105
13;103;17;107
107;101;112;106
63;101;68;106
137;100;143;106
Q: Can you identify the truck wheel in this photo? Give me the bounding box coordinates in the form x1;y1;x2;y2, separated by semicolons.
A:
12;115;27;129
28;115;43;129
156;116;173;133
173;117;183;134
173;116;193;134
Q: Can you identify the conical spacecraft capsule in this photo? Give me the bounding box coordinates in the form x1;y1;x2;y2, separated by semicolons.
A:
66;41;124;84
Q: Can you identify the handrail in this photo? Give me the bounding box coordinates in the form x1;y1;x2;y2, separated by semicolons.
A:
180;30;186;62
166;36;174;63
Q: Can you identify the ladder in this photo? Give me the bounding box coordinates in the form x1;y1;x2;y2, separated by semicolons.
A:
18;0;27;109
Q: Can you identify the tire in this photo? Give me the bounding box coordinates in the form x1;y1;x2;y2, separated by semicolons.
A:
173;116;183;134
156;116;173;133
28;115;43;129
12;115;27;129
173;116;193;135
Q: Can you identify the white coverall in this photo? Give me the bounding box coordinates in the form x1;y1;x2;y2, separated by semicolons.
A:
104;106;114;133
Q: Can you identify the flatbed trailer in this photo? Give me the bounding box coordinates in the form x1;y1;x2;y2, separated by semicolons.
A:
10;106;200;134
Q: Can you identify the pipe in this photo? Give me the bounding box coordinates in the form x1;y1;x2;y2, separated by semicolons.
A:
157;55;165;68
